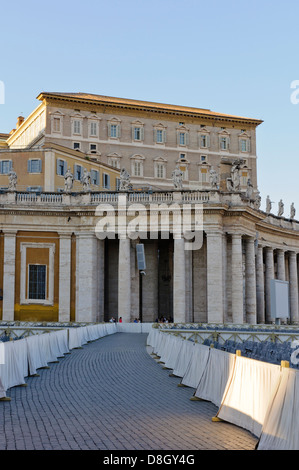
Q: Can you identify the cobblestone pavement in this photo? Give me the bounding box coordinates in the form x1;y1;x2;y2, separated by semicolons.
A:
0;333;258;451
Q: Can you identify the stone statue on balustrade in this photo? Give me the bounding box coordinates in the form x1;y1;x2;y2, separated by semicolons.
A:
245;178;254;200
7;168;17;191
119;168;131;191
209;166;219;190
278;199;284;217
253;190;261;210
172;164;183;190
266;195;273;214
64;167;74;193
81;168;91;192
290;202;296;220
226;159;243;192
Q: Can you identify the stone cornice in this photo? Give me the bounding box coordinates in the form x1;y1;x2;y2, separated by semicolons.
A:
37;92;263;127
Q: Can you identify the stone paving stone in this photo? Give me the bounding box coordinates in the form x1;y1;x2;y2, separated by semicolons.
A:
0;333;258;451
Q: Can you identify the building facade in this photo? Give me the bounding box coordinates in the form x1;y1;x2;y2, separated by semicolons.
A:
0;189;298;324
0;143;120;193
0;92;298;325
2;92;262;192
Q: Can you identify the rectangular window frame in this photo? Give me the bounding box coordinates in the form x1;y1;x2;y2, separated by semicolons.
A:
28;264;47;301
0;160;12;174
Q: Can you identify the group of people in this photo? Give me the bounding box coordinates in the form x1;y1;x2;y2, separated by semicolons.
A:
155;316;173;324
109;316;141;323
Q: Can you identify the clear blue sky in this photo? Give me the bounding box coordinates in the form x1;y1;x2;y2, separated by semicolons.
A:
0;0;299;214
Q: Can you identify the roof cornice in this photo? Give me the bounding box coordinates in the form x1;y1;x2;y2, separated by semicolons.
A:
37;92;263;127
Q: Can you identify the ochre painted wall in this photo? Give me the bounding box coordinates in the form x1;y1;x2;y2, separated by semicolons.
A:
14;231;60;322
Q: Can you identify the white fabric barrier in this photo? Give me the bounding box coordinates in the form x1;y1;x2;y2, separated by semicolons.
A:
164;336;184;370
153;330;165;356
0;341;26;395
181;343;210;389
158;333;174;364
172;340;195;378
0;323;117;399
117;322;154;333
194;347;236;407
216;355;282;438
160;335;182;367
26;334;49;375
257;367;299;450
146;327;159;348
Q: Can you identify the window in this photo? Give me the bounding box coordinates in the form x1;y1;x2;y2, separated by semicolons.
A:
108;120;121;139
177;128;189;146
201;155;207;162
179;132;186;145
200;134;210;148
110;124;117;137
103;173;110;189
73;120;81;135
73;142;81;150
28;265;46;300
0;160;12;174
241;171;248;186
56;159;67;176
53;117;61;133
240;138;250;152
179;153;186;160
200;168;208;183
90;121;97;137
133;126;144;141
74;164;82;181
91;169;100;186
154;125;166;144
156;163;165;179
134;161;142;176
27;159;42;173
156;129;163;143
220;136;229;150
90;144;97;154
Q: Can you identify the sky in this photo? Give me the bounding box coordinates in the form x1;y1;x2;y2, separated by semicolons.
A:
0;0;299;215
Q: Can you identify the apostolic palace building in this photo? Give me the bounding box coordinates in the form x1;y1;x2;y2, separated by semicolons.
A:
0;91;298;326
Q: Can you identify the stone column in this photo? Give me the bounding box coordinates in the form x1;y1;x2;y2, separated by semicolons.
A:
75;232;98;323
231;234;244;324
222;233;228;322
206;231;223;323
58;233;72;322
97;239;105;322
185;249;193;323
256;245;265;324
289;251;299;324
173;237;186;323
2;231;16;321
118;237;131;322
265;246;274;323
245;237;257;324
276;249;286;281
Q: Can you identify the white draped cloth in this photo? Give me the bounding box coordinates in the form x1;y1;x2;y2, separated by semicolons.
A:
172;340;195;378
181;343;210;389
216;355;282;437
257;367;299;450
26;334;49;375
164;336;184;370
0;341;26;392
195;347;236;407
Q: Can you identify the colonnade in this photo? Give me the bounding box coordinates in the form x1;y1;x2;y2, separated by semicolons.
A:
1;229;299;325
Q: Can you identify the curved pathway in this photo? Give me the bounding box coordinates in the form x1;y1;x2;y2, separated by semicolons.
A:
0;333;258;450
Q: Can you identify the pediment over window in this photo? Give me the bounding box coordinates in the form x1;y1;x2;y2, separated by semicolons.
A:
218;129;230;136
130;154;145;160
